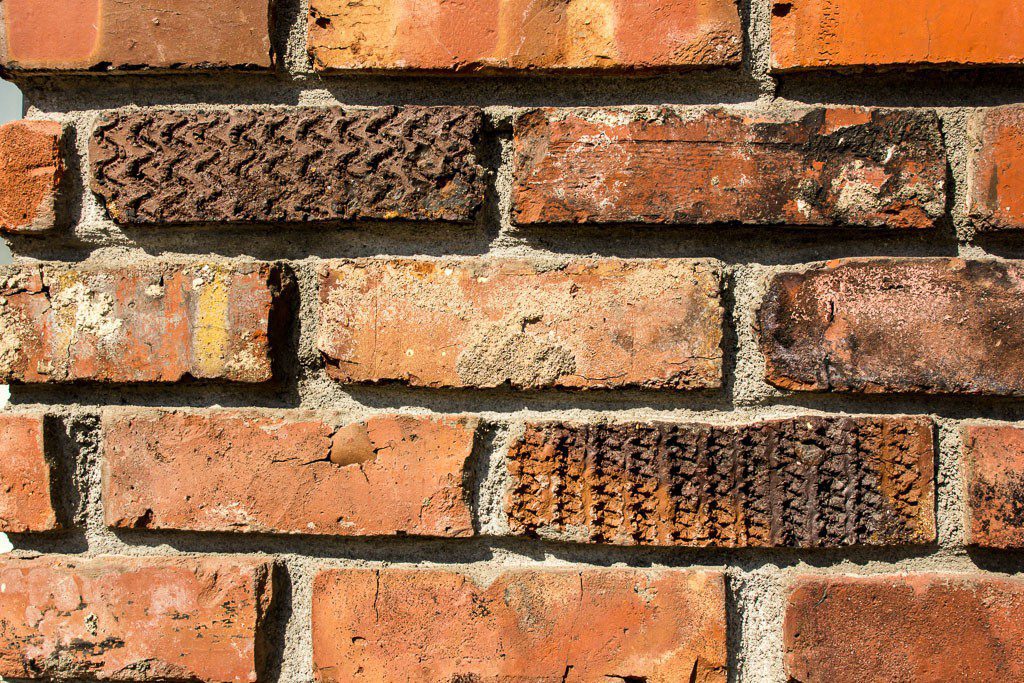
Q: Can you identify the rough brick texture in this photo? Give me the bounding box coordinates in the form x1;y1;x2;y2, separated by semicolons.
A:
318;257;723;390
771;0;1024;70
0;120;64;234
968;107;1024;231
507;416;935;547
309;0;742;72
962;423;1024;548
102;410;477;537
0;0;273;71
0;261;288;384
89;106;486;226
759;258;1024;395
513;107;946;228
785;574;1024;682
0;556;273;682
312;568;727;682
0;412;58;533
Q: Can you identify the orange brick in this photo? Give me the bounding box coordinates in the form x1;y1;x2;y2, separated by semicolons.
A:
0;261;290;384
317;258;723;390
0;412;58;533
771;0;1024;70
0;0;272;71
103;410;477;537
0;555;273;682
968;107;1024;231
312;568;727;682
962;423;1024;548
0;121;64;234
309;0;742;72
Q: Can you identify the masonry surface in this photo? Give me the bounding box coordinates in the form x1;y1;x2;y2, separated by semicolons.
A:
2;0;1024;681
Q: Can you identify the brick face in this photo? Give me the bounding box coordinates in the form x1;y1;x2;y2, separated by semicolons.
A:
961;423;1024;548
0;261;289;384
312;568;727;682
785;574;1024;682
0;556;273;682
771;0;1024;70
968;107;1024;231
0;0;273;71
0;121;64;234
308;0;742;72
0;412;58;533
507;416;935;547
758;258;1024;395
512;107;946;228
102;410;477;537
318;257;723;390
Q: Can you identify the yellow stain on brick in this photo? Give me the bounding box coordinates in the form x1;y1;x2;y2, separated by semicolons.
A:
192;269;232;378
565;0;617;68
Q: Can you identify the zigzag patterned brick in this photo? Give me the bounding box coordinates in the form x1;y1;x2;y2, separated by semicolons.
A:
90;107;487;225
506;416;935;547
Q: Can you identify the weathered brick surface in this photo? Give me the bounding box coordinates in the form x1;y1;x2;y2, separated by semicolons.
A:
102;410;477;537
312;568;727;682
0;556;273;682
0;261;288;384
0;120;64;234
0;412;58;533
507;416;935;547
0;0;273;71
968;107;1024;231
309;0;742;72
317;258;723;390
513;107;946;228
962;423;1024;548
785;574;1024;682
90;107;486;225
771;0;1024;70
758;258;1024;395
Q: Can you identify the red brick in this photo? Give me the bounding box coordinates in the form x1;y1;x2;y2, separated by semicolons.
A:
968;107;1024;231
0;121;64;234
962;423;1024;548
308;0;742;72
785;574;1024;682
312;568;727;682
0;261;289;384
758;258;1024;395
102;410;477;537
0;555;273;682
0;0;272;71
771;0;1024;71
513;107;946;228
318;258;723;390
0;412;58;533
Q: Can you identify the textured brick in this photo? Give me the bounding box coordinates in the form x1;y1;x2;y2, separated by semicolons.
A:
0;261;289;384
0;412;58;533
771;0;1024;70
317;258;723;390
309;0;741;73
312;568;727;682
758;258;1024;395
90;107;486;225
785;574;1024;682
0;0;272;71
0;556;273;682
508;416;935;547
513;107;946;228
968;107;1024;231
0;120;64;234
102;410;477;537
962;423;1024;548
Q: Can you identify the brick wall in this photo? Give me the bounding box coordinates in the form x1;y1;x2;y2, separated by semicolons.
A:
1;1;1024;681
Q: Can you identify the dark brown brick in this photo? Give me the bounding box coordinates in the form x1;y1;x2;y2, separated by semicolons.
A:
90;107;486;225
507;416;935;547
758;258;1024;395
513;107;946;228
